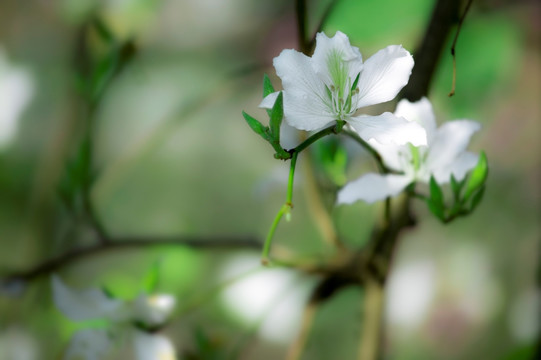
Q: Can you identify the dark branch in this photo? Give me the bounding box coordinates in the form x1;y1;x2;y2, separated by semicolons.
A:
401;0;461;101
2;236;261;283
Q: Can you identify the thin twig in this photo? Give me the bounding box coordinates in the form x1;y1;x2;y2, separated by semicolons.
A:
286;301;318;360
1;236;261;283
448;0;475;97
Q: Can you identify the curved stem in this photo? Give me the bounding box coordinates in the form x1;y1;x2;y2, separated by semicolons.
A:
261;152;298;264
342;129;388;174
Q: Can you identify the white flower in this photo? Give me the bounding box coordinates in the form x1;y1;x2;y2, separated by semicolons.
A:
260;31;426;146
51;275;177;360
337;97;480;204
0;47;34;149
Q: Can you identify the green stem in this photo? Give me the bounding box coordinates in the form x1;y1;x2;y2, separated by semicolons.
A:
342;129;388;174
261;152;298;265
289;121;344;155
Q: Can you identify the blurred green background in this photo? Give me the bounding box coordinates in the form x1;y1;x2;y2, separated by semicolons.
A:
0;0;539;359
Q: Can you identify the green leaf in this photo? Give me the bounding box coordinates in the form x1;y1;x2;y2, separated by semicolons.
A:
427;198;446;221
262;74;275;98
242;111;270;140
428;176;445;221
450;174;465;200
142;259;162;293
269;92;283;138
464;151;488;200
468;185;486;212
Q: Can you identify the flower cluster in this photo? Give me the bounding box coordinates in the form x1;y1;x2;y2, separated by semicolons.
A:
51;275;177;360
245;30;486;222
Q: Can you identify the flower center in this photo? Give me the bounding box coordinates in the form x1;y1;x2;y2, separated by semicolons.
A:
325;50;359;120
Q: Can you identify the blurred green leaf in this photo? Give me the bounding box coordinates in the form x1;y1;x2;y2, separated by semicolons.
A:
427;176;445;221
464;151;488;200
450;174;465;201
468;185;486;212
142;259;162;293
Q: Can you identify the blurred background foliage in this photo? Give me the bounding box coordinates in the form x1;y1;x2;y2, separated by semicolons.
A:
0;0;539;359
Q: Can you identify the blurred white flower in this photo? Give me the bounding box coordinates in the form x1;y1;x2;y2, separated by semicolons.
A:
0;326;39;360
338;97;480;204
51;275;177;360
0;48;34;149
220;254;309;344
386;261;436;330
508;288;541;342
260;31;426;146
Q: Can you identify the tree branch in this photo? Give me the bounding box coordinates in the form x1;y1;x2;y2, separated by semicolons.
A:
401;0;461;101
1;235;261;284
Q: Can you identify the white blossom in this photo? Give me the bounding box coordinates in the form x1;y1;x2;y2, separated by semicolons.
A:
51;275;177;360
260;31;426;146
338;97;480;204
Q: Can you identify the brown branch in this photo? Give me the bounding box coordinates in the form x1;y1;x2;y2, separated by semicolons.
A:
449;0;475;97
1;235;261;284
401;0;461;101
296;0;308;53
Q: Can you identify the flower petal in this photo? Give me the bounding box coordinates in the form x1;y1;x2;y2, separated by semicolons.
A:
51;275;124;321
258;91;280;109
64;329;111;360
355;45;414;108
274;49;336;131
349;112;427;146
132;293;176;327
394;97;437;143
133;330;176;360
367;138;407;172
425;120;480;171
431;151;479;184
311;31;364;87
337;173;412;204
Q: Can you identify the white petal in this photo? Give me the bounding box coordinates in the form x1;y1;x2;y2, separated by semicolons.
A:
394;97;437;143
431;151;479;184
64;329;111;360
349;112;427;146
132;293;176;326
280;120;301;149
274;49;336;131
337;173;412;204
311;31;364;86
258;91;280;109
425;120;480;170
367;138;407;172
133;331;176;360
51;275;124;321
355;45;414;108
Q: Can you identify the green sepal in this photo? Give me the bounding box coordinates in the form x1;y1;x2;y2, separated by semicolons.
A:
468;185;486;212
450;174;465;201
242;111;271;141
269;92;283;139
427;176;445;221
263;74;275;97
427;198;446;221
351;72;360;92
464;151;488;200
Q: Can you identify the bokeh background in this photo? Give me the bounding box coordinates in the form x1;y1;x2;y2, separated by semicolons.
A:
0;0;539;359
